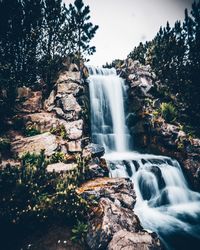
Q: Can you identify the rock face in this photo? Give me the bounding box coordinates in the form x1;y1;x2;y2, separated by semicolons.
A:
116;58;200;192
11;132;58;157
108;230;161;250
9;65;90;161
60;94;81;119
86;198;141;250
78;178;162;250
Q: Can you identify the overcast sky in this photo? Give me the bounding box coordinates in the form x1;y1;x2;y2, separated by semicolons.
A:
63;0;194;66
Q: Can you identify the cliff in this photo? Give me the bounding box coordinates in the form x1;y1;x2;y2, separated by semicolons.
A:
116;58;200;192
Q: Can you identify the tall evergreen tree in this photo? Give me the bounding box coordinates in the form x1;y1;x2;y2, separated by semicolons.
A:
68;0;99;66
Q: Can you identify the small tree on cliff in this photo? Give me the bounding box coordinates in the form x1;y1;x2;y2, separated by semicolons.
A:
68;0;99;67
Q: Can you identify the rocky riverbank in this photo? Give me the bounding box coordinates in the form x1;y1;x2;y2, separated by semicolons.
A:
117;58;200;191
0;63;163;250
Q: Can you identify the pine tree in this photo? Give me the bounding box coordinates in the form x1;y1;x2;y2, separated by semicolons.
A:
68;0;98;67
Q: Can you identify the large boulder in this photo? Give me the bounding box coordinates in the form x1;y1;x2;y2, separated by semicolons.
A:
78;178;162;249
57;71;81;84
57;82;83;97
60;94;82;120
78;178;136;209
24;113;83;140
108;230;162;250
61;94;81;112
63;119;83;140
86;198;141;250
11;132;58;157
23;112;63;133
53;107;75;121
83;143;105;158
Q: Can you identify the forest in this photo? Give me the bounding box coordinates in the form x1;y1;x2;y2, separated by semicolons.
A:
0;0;98;124
127;1;200;135
0;1;200;250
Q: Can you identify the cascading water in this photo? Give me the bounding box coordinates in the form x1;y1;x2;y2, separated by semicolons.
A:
88;67;200;250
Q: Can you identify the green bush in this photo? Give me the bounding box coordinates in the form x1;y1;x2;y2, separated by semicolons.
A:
160;102;177;123
24;124;40;137
0;137;11;154
49;152;66;164
50;124;67;139
0;151;89;228
71;220;88;244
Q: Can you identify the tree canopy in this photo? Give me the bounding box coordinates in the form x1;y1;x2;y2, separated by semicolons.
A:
128;1;200;133
0;0;98;92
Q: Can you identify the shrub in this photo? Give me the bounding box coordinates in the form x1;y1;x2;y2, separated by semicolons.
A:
0;151;89;229
49;152;66;164
71;220;88;244
160;102;177;123
24;124;40;137
50;124;67;139
0;137;11;154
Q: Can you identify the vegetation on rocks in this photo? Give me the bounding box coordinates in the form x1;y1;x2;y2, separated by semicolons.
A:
50;124;68;139
0;0;98;127
128;2;200;135
160;102;177;123
0;150;90;248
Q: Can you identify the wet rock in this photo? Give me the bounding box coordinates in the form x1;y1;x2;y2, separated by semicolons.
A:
86;158;109;179
126;113;138;128
78;178;137;212
182;158;200;191
108;230;162;250
11;132;58;157
47;162;77;172
83;143;105;158
86;198;141;250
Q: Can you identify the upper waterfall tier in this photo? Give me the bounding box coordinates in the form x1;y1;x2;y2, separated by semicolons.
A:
88;66;132;153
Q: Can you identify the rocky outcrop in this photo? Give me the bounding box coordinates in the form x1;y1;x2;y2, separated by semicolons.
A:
116;58;200;191
11;132;59;157
108;230;161;250
6;64;91;162
83;143;105;158
78;178;162;250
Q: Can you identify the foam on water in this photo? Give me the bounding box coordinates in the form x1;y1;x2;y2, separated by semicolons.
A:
88;66;200;250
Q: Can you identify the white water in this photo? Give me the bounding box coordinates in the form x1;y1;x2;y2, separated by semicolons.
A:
88;67;200;250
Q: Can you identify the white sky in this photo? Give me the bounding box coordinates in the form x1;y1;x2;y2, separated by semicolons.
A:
63;0;194;66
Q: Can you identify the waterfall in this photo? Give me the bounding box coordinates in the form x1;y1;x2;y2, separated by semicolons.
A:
89;66;131;152
88;67;200;250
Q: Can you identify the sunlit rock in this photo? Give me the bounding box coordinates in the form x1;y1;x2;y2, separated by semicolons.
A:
47;162;77;172
11;132;58;157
